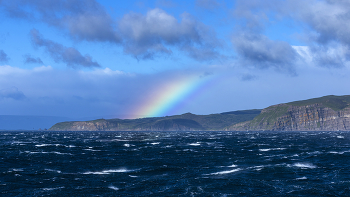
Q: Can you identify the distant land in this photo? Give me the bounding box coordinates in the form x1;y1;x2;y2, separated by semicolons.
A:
0;115;119;130
49;95;350;131
0;116;72;130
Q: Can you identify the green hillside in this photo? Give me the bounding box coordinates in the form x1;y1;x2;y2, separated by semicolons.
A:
50;109;261;131
287;95;350;111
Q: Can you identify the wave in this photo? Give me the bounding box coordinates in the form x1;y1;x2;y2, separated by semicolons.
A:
296;176;307;180
292;163;317;169
45;169;62;173
206;168;241;175
24;151;73;155
83;149;101;152
108;186;119;191
189;143;201;146
82;168;134;175
11;168;24;172
259;148;286;152
35;144;61;147
42;186;65;191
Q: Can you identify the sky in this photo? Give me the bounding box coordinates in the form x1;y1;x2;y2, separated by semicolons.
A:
1;0;350;119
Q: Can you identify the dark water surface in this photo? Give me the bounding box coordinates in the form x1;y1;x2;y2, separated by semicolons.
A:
1;131;350;196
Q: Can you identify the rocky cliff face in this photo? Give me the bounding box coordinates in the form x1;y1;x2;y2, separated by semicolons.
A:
50;118;204;131
228;103;350;131
52;120;115;131
49;110;261;131
50;95;350;131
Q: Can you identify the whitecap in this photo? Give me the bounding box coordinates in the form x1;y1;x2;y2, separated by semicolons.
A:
293;163;317;169
51;151;73;155
42;186;65;191
206;168;241;175
189;143;201;146
227;164;237;168
35;144;61;147
83;171;109;175
24;151;72;155
83;168;134;175
296;176;307;180
259;149;271;152
337;136;345;139
248;165;266;171
83;149;101;152
150;142;160;145
108;186;119;191
124;144;131;147
259;148;286;152
102;169;132;173
12;168;24;172
45;169;62;173
329;151;344;154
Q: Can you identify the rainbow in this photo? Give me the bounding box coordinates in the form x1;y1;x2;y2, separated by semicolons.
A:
131;74;213;119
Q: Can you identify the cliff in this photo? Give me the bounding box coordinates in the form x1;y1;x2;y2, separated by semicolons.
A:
227;95;350;131
49;110;261;131
50;95;350;131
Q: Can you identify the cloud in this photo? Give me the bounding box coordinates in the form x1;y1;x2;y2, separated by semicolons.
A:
30;29;100;68
288;0;350;46
283;0;350;68
0;0;121;43
0;1;222;62
118;8;222;61
195;0;220;10
0;87;26;100
232;33;298;74
230;0;298;74
232;0;281;33
24;55;44;64
0;50;9;62
229;0;350;71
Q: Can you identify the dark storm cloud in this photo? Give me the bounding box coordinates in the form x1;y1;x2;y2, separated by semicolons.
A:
0;0;121;43
0;87;26;100
232;33;298;74
118;9;222;61
195;0;220;10
0;50;9;63
24;55;43;64
30;29;100;68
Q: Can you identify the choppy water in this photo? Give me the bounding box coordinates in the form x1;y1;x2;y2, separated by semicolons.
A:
1;131;350;196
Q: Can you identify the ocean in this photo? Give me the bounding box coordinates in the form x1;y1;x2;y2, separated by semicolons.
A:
1;131;350;196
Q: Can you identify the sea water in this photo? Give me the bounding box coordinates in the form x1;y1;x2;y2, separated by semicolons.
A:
1;131;350;196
